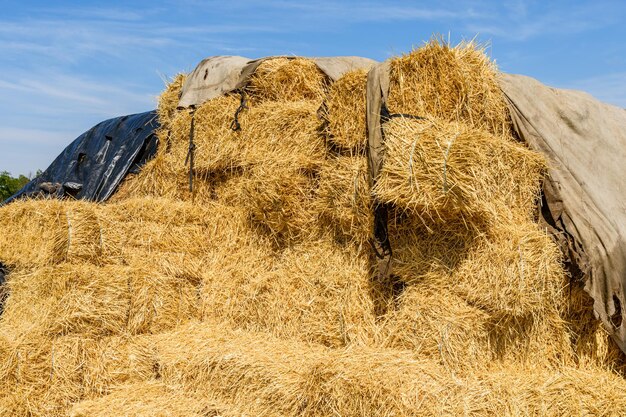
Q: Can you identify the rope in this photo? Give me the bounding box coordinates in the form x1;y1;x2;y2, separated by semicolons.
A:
230;90;247;131
185;109;197;197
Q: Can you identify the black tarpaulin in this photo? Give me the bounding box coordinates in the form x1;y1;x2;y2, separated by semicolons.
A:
3;111;159;205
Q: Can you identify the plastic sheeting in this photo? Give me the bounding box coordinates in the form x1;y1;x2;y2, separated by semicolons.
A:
3;111;159;205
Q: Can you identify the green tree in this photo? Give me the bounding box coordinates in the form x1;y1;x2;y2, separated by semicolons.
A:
0;171;30;201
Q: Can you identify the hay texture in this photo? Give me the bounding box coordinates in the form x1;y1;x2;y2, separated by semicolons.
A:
1;42;626;416
374;117;545;222
315;155;372;246
388;38;511;137
200;238;376;347
324;68;368;152
247;57;329;104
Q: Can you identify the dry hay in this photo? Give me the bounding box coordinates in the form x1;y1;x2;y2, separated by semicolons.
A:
387;38;511;137
388;214;481;282
565;283;626;373
374;117;546;222
0;263;130;337
247;57;329;104
238;99;326;169
323;68;368;152
68;381;263;417
315;155;372;247
81;335;156;398
0;334;84;417
167;94;242;174
200;238;376;347
0;199;101;269
229;164;319;245
155;321;626;416
376;285;492;371
441;221;567;319
157;73;186;131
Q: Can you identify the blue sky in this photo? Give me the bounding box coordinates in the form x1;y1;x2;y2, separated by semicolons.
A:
1;0;625;176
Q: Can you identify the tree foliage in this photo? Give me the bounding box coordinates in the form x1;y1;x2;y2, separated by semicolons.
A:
0;171;30;202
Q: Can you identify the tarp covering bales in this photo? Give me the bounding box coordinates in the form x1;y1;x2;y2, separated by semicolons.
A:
500;74;626;351
4;111;159;205
178;55;377;107
1;40;626;416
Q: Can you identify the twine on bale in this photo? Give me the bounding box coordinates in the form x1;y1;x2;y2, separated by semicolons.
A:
184;108;196;200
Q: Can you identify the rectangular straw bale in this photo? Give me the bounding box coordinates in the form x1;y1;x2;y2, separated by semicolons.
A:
238;99;326;169
167;95;243;174
376;284;492;371
314;155;372;247
108;154;224;204
70;381;243;417
442;220;567;319
486;309;574;369
387;38;511;137
247;57;329;104
459;365;626;416
387;213;481;282
200;238;376;347
125;264;201;334
156;321;318;414
0;263;130;337
374;117;546;222
0;334;84;417
323;68;368;153
0;199;71;269
81;335;157;398
231;163;319;245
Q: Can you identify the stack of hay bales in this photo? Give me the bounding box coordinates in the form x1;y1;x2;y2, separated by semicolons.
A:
1;39;625;416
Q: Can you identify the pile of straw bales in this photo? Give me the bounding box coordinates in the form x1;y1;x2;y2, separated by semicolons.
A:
1;40;625;416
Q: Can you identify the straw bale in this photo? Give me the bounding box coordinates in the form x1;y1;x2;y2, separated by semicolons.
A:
247;57;329;104
156;321;626;416
82;335;157;398
315;155;372;247
387;38;511;137
376;285;492;370
444;220;567;319
0;334;84;417
488;309;574;369
62;204;103;264
167;95;242;174
374;117;546;222
323;68;368;152
157;73;186;131
126;265;201;334
565;283;626;372
239;100;326;169
200;239;375;347
108;153;222;204
0;263;130;337
0;199;70;269
98;197;217;262
388;214;481;281
70;380;286;417
231;164;319;245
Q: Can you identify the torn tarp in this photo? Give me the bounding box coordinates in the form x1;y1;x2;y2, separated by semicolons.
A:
3;111;159;205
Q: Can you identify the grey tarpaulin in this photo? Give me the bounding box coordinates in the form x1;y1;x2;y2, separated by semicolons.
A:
365;61;392;276
3;111;159;205
178;55;378;108
500;74;626;352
